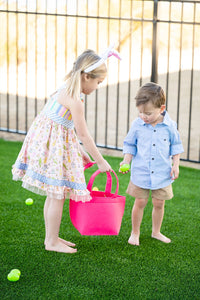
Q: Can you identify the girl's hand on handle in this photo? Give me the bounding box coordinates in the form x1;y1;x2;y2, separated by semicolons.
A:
97;159;112;173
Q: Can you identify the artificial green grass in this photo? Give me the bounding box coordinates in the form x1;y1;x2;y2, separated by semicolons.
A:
0;138;200;300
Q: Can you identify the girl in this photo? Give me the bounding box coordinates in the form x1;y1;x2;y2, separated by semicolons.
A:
12;45;121;253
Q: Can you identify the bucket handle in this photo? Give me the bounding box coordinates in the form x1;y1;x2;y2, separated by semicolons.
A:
84;162;112;193
84;162;119;196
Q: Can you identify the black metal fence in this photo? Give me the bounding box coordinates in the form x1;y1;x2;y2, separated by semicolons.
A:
0;0;200;163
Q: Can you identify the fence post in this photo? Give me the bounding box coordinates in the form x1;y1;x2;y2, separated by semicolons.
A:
151;0;158;83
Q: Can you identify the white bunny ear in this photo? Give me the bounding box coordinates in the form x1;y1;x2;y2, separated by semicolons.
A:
108;49;122;60
84;43;121;73
100;43;115;60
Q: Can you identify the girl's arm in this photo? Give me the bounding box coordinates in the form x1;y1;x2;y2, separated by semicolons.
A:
67;97;112;172
78;144;93;166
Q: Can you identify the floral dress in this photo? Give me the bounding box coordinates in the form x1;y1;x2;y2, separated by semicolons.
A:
12;85;91;202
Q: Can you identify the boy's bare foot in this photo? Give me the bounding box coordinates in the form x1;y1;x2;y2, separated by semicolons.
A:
151;232;171;243
128;233;140;246
44;237;76;247
45;240;77;253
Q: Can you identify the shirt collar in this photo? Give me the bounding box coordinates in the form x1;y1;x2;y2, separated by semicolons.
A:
137;110;171;126
162;111;171;126
138;117;146;126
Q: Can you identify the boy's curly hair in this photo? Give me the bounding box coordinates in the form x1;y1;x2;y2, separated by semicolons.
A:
135;82;166;108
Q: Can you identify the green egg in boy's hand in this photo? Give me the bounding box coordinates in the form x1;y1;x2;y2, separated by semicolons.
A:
120;164;130;172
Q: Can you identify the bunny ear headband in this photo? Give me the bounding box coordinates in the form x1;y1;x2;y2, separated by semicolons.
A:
84;43;121;73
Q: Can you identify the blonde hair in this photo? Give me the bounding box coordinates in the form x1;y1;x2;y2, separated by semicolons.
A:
135;82;166;108
64;49;107;100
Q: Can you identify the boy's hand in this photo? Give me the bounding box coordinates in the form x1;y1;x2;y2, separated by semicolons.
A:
170;165;179;180
171;154;180;180
119;154;133;173
119;161;130;174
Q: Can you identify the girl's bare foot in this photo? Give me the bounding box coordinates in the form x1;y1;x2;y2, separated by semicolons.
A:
45;240;77;253
57;238;76;247
151;232;171;243
128;233;140;246
44;237;76;247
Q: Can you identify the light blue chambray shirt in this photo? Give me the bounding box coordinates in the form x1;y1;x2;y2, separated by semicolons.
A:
123;111;184;190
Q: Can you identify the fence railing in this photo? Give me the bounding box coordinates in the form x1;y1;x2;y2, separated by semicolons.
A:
0;0;199;163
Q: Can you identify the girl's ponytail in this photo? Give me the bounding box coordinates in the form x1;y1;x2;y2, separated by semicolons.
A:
66;69;81;100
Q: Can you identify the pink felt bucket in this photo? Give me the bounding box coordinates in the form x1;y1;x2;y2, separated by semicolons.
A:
69;163;126;235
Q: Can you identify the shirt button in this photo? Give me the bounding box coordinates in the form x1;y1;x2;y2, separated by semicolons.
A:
151;171;154;173
153;144;155;146
154;130;156;132
152;158;154;160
